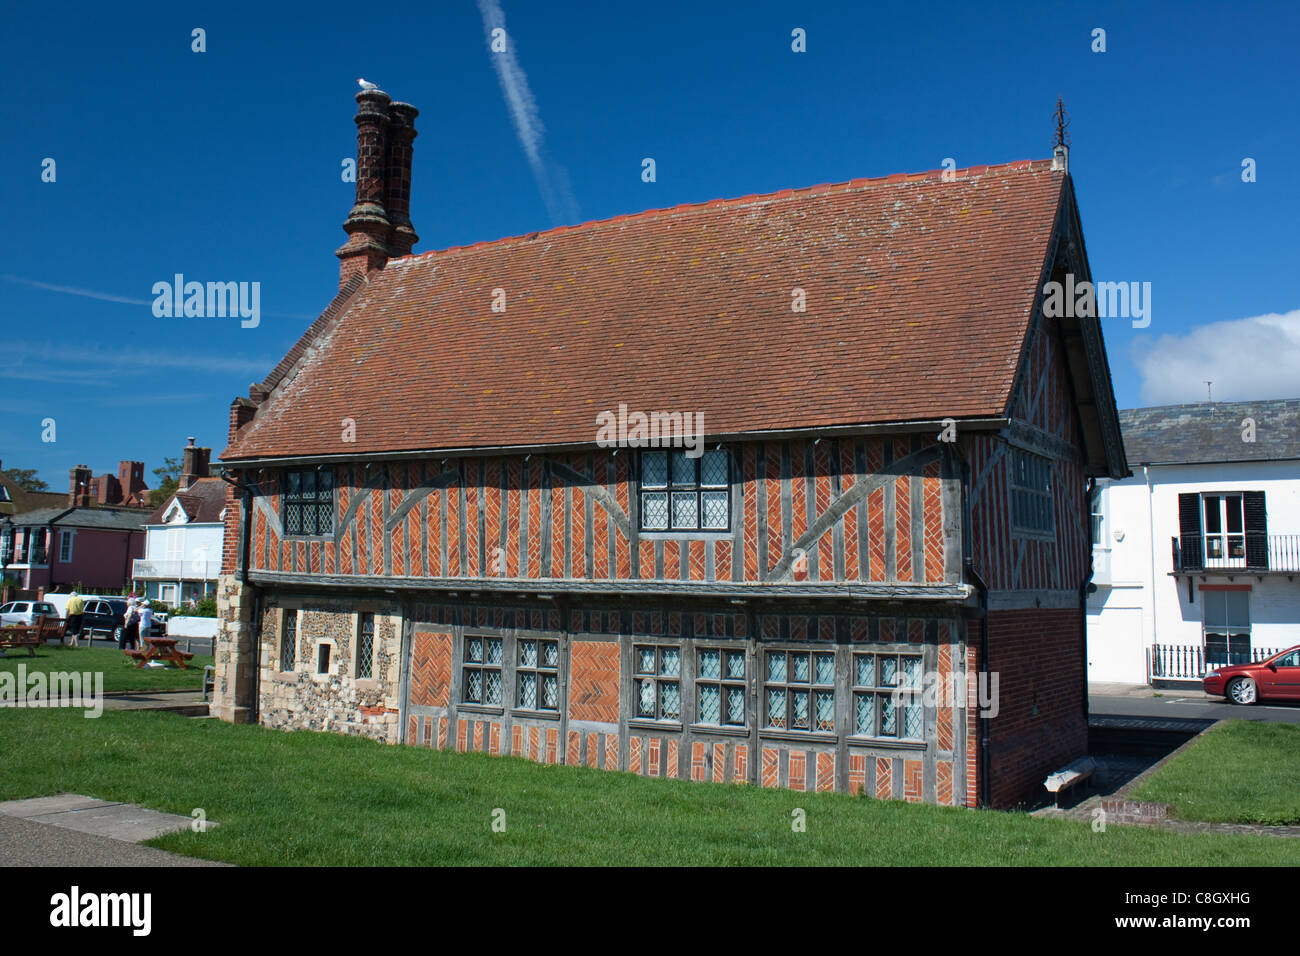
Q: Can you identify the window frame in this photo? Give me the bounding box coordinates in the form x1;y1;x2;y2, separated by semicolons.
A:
279;609;297;673
58;529;75;563
850;651;925;742
1010;448;1055;538
1201;493;1246;566
1203;589;1252;668
693;646;748;729
631;643;683;724
282;467;335;538
638;448;732;535
514;637;560;714
762;648;837;735
355;611;375;681
460;634;505;711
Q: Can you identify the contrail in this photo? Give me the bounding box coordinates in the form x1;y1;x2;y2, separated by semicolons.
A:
476;0;580;225
2;274;150;305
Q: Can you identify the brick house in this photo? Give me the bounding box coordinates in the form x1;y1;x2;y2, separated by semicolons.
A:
212;87;1127;809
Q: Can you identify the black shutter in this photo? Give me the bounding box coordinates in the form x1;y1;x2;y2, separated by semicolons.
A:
1177;493;1203;570
1244;490;1268;569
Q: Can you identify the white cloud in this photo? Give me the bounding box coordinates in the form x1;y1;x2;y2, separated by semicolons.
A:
5;341;273;378
476;0;580;225
1134;309;1300;404
2;273;150;305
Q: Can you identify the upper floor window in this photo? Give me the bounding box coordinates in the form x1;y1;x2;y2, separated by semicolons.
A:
284;468;334;536
59;530;74;563
1202;494;1245;564
1010;449;1054;536
639;448;730;532
1089;486;1104;545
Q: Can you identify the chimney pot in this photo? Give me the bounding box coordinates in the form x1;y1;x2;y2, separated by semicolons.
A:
336;88;394;287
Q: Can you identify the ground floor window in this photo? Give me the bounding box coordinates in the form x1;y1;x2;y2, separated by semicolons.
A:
696;647;746;727
517;639;559;712
1203;589;1251;667
852;652;924;739
764;650;835;732
462;635;503;705
633;644;681;720
280;610;297;672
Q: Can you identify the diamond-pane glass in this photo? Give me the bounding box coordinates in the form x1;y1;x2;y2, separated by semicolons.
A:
699;649;721;679
767;689;786;728
700;449;728;487
285;501;301;534
318;502;332;533
660;647;680;676
815;691;835;731
486;639;502;665
465;671;482;702
302;502;317;535
903;657;921;689
518;673;537;709
641;492;668;530
484;671;502;705
792;654;810;683
814;653;834;685
881;699;897;736
661;682;681;719
636;647;655;674
542;674;558;710
767;654;786;682
856;655;875;687
671;492;697;529
792;690;810;729
280;614;296;672
881;656;898;686
356;614;374;680
519;640;537;667
727;687;745;724
726;652;745;679
904;698;922;739
699;685;721;724
642;451;668;488
638;679;656;717
541;641;558;667
467;638;482;663
855;693;874;735
670;451;695;486
702;491;728;529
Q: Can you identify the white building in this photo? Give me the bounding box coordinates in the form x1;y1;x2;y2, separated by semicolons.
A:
1087;399;1300;684
132;441;224;606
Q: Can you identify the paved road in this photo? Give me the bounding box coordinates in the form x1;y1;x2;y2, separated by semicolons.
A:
1090;693;1300;724
0;814;225;867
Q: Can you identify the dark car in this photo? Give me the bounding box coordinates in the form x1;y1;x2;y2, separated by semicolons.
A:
1203;645;1300;704
79;599;130;641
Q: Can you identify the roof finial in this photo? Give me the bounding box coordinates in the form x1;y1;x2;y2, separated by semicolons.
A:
1051;96;1070;173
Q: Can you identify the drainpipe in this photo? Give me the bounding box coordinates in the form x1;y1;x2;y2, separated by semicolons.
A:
1143;465;1158;679
1082;478;1095;724
218;470;262;724
950;444;991;809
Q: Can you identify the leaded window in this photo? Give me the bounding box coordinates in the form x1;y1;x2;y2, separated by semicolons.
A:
633;644;681;720
284;468;334;536
764;650;835;732
852;653;923;740
280;610;297;672
1010;449;1053;535
516;639;559;712
462;635;503;706
356;612;375;680
696;647;746;727
639;448;730;532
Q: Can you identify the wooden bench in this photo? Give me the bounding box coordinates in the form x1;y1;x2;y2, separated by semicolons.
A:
37;616;66;645
202;665;215;702
1044;757;1097;808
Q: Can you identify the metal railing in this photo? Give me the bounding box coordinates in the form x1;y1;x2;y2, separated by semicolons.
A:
132;558;215;579
1171;534;1300;573
1148;643;1285;680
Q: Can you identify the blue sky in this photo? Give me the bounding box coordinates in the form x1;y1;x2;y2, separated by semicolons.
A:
2;0;1297;491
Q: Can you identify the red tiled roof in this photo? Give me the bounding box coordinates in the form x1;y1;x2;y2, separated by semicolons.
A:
223;160;1066;460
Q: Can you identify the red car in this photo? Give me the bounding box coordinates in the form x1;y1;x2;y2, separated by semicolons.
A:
1203;646;1300;705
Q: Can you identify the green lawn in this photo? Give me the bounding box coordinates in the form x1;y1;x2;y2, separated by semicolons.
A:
0;644;212;693
1;709;1296;866
1132;720;1300;826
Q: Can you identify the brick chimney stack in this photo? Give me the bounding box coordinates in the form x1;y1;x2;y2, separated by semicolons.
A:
336;88;394;287
385;102;419;257
335;87;419;287
180;437;212;490
69;465;93;508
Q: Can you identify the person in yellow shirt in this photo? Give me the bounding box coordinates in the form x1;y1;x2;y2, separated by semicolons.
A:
65;591;85;647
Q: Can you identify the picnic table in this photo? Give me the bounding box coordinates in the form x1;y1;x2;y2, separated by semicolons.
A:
124;637;195;670
0;624;40;657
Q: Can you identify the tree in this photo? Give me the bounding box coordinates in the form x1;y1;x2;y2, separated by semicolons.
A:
148;456;182;509
6;469;48;492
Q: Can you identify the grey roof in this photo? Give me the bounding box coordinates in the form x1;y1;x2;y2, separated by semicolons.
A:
3;506;149;531
1120;399;1300;465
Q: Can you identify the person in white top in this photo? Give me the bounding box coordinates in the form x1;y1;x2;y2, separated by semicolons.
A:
136;601;154;642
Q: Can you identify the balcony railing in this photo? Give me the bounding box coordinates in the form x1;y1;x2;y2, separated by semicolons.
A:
1171;534;1300;573
1148;643;1286;680
133;558;216;580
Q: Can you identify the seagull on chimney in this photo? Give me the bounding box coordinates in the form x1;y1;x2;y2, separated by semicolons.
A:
358;78;379;90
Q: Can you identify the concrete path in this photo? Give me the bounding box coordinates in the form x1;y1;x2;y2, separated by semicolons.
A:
0;794;227;866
